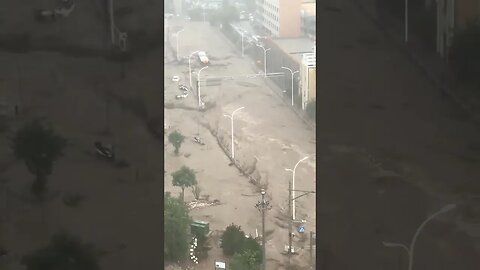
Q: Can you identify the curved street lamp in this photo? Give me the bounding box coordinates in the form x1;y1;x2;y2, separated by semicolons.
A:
382;203;456;270
223;106;245;160
197;66;209;108
281;66;299;107
189;50;200;88
285;156;309;220
256;44;271;77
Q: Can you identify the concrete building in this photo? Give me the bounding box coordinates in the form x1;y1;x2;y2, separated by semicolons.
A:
300;49;316;110
435;0;480;58
255;0;302;37
259;37;314;108
301;1;316;39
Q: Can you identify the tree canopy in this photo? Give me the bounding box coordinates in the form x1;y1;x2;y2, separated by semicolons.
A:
21;231;100;270
168;130;185;155
221;223;246;256
230;249;262;270
171;166;197;201
12;118;67;196
164;192;192;262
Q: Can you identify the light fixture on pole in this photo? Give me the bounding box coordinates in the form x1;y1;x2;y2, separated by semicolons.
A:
197;66;209;108
223;106;244;161
175;29;185;61
189;50;200;88
256;44;271;77
281;67;299;107
255;189;271;270
285;156;309;221
382;204;456;270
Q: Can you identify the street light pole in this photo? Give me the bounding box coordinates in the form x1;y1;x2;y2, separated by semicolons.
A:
223;106;244;161
175;29;185;61
405;0;409;43
256;44;271;77
189;50;200;88
197;66;209;108
286;180;315;255
255;189;271;270
285;156;309;220
241;32;245;57
383;204;456;270
281;67;299;107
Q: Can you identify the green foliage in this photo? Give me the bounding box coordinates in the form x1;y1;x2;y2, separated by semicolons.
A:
11;119;67;197
221;223;245;256
21;231;100;270
230;249;262;270
168;130;185;155
171;166;197;201
164;193;192;262
306;100;316;120
449;23;480;86
242;237;262;261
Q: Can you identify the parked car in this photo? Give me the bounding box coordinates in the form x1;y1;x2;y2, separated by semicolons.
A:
172;76;180;82
176;92;188;99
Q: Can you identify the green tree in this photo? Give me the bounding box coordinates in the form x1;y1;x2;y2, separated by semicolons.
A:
12;119;67;197
306;100;316;120
221;223;245;256
242;237;262;261
164;192;192;262
21;231;100;270
168;130;185;155
171;166;197;202
230;249;261;270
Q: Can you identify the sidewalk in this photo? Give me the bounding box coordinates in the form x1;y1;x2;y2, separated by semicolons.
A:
350;0;480;123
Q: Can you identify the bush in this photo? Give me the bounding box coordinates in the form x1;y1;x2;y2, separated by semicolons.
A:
221;224;245;256
449;23;480;86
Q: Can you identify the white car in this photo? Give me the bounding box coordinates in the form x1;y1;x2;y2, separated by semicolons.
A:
172;76;180;82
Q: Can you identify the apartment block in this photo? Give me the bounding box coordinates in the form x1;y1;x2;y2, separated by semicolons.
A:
300;50;316;110
255;0;302;37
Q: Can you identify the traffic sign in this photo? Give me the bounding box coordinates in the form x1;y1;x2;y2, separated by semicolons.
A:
298;224;305;233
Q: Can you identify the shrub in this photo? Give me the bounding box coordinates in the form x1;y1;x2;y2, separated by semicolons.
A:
221;224;245;256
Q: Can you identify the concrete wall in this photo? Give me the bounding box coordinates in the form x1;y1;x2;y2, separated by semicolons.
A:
279;0;301;37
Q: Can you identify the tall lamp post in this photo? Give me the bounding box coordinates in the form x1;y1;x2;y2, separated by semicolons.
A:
175;29;185;61
281;67;299;107
189;50;200;88
382;204;456;270
285;156;309;221
256;44;271;77
241;32;245;57
405;0;409;43
197;66;209;108
255;189;271;270
223;106;244;161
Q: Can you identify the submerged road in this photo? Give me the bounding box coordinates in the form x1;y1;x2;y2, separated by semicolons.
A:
317;0;480;269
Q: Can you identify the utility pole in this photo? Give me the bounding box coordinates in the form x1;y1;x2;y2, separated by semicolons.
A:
310;231;316;269
108;0;115;46
286;182;315;255
256;189;271;270
288;180;293;254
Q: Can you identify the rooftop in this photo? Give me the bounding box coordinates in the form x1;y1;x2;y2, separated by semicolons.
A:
269;37;315;64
